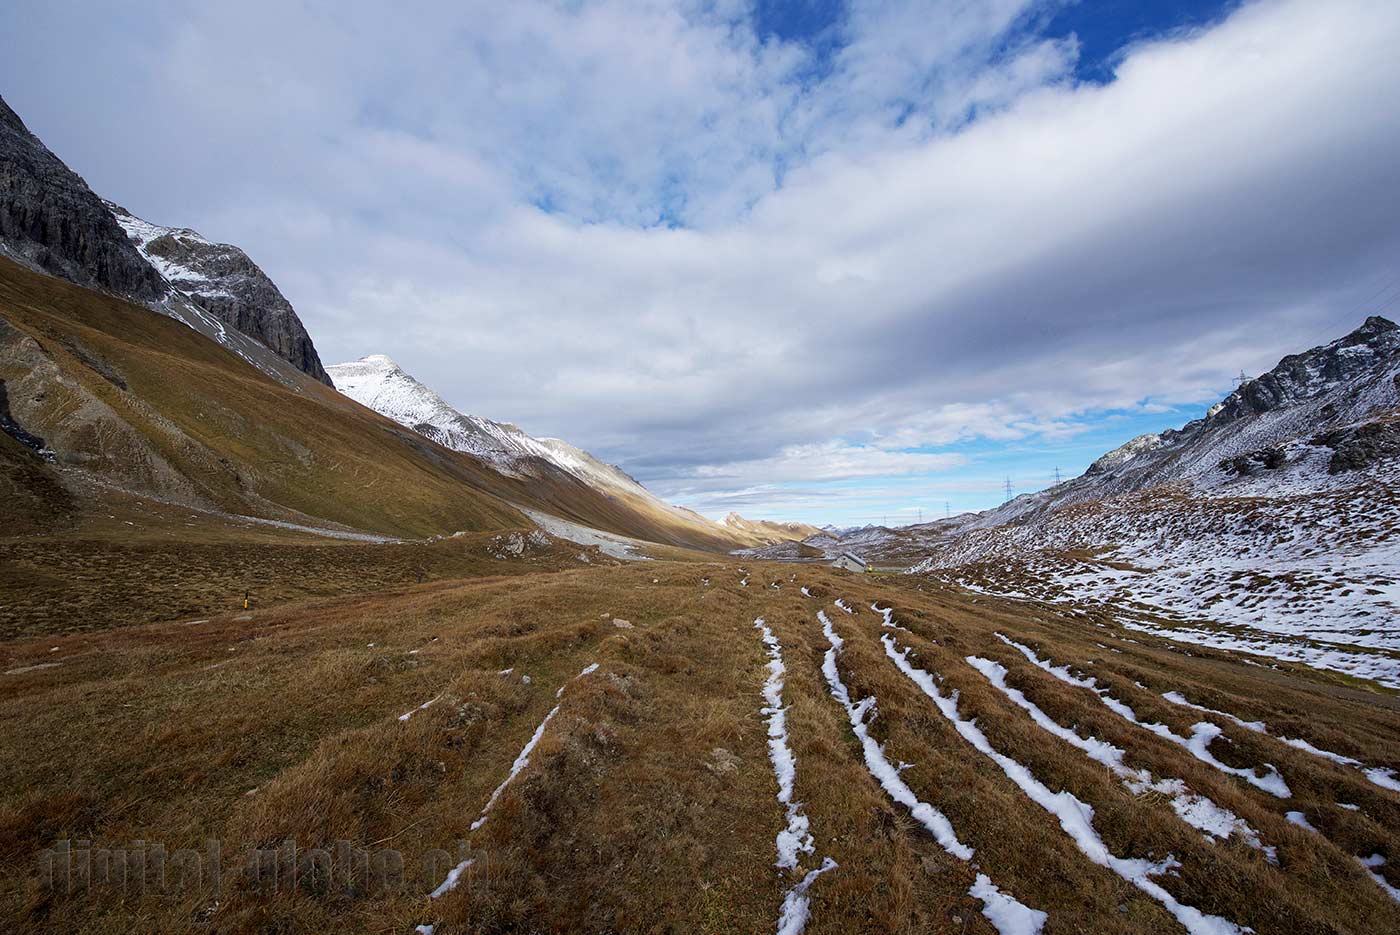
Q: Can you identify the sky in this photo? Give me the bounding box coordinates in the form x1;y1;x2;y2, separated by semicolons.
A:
4;0;1400;526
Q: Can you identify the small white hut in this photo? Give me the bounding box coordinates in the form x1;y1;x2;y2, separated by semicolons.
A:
831;552;868;573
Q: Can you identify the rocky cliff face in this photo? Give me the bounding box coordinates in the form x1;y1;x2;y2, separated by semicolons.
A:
1206;316;1399;424
0;94;332;387
105;203;332;386
0;95;166;302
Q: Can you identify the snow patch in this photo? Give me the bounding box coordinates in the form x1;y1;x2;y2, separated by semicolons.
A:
884;634;1246;935
998;635;1291;798
819;610;1042;932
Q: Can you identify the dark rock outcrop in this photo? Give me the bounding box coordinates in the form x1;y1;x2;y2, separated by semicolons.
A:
0;95;167;302
106;203;333;386
1311;419;1400;474
0;94;332;387
1207;316;1400;425
1219;446;1285;477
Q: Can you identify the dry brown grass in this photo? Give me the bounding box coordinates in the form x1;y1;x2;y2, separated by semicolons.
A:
1;557;1398;933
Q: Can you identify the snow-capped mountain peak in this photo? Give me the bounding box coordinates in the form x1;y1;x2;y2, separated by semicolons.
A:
326;354;543;475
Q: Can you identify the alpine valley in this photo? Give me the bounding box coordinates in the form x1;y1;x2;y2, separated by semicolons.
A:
3;78;1399;935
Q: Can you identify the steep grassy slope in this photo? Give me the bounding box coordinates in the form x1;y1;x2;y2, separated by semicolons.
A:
0;257;750;552
0;256;525;538
2;561;1397;933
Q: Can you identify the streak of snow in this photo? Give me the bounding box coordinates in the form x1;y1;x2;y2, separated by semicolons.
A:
753;618;815;869
470;661;600;833
884;634;1246;935
998;635;1291;798
398;693;443;722
1361;854;1400;904
1160;690;1400;793
775;857;839;935
819;611;1042;932
470;707;559;833
968;656;1270;855
429;858;474;898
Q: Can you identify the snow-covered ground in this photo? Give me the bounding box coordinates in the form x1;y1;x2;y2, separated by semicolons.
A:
912;450;1400;688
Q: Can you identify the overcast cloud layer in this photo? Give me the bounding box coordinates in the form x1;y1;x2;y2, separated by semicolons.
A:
4;0;1400;522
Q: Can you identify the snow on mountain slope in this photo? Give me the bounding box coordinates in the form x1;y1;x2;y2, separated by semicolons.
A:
326;354;660;492
720;512;823;542
106;201;333;385
325;355;541;475
327;354;804;547
895;317;1400;689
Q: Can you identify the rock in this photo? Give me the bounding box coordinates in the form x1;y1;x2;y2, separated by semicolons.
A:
1311;418;1400;473
105;202;333;385
0;95;167;302
1219;446;1285;477
0;94;331;386
612;618;633;629
706;747;740;774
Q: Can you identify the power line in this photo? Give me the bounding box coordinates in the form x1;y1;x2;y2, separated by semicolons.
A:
1003;477;1014;502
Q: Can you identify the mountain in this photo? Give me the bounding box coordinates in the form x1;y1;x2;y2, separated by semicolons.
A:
0;95;165;302
719;511;824;542
0;251;789;556
965;315;1400;530
0;94;330;387
886;315;1400;688
0;254;531;538
326;354;812;548
105;201;333;385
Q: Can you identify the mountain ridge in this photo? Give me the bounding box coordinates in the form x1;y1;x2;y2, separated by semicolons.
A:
326;353;812;548
104;200;334;386
0;95;166;303
0;94;332;387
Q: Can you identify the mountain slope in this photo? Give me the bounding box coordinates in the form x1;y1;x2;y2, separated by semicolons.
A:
0;255;801;555
105;201;333;386
0;255;530;538
720;511;824;543
892;316;1400;689
327;354;808;550
0;95;166;302
967;315;1400;530
0;94;331;388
